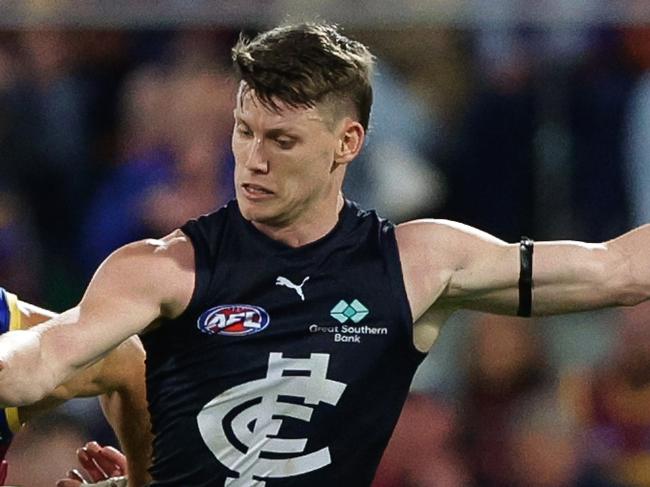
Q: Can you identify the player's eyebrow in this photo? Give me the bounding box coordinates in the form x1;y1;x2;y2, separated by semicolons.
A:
234;113;302;138
234;114;249;126
265;128;299;139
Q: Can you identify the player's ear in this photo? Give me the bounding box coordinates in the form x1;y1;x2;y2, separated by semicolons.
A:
334;120;364;167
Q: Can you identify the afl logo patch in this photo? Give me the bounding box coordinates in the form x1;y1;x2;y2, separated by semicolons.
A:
198;305;270;336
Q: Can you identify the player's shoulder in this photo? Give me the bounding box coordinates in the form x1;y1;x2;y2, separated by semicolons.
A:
397;217;488;232
93;230;195;317
110;229;194;269
396;218;506;244
396;218;472;248
181;201;234;236
396;218;506;271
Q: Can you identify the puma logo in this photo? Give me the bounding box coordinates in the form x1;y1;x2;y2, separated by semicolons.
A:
275;276;310;301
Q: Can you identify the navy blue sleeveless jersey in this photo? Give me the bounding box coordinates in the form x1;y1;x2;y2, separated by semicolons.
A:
141;200;426;486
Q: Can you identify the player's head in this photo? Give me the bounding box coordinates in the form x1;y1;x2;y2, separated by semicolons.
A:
230;23;374;226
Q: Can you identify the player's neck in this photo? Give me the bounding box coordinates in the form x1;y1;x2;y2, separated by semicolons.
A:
252;194;344;248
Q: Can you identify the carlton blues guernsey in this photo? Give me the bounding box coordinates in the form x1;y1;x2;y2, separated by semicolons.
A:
141;200;426;486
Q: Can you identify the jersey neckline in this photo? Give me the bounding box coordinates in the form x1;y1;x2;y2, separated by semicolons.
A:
231;198;359;255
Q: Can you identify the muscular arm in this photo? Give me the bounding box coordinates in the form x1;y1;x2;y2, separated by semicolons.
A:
14;300;152;485
97;338;152;487
0;230;194;406
398;221;650;341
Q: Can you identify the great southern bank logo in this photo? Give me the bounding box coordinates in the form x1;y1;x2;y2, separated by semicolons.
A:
330;299;369;324
198;304;270;336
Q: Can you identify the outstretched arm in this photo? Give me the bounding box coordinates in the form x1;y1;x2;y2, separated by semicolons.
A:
398;220;650;321
0;230;194;406
8;296;152;485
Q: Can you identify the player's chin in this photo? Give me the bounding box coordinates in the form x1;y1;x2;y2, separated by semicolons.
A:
238;198;278;223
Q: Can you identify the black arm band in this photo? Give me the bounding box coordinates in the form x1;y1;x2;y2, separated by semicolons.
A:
517;236;534;317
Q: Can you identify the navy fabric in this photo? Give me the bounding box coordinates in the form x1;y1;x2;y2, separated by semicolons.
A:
141;200;424;486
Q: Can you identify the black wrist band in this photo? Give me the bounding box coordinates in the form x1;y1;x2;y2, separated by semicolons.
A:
517;236;534;317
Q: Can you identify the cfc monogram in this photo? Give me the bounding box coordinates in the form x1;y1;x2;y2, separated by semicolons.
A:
196;353;347;486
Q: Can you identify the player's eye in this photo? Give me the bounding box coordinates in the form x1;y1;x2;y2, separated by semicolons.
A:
275;138;296;150
236;124;253;137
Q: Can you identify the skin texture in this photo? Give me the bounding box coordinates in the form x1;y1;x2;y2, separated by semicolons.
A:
233;86;364;244
0;82;649;483
13;301;151;487
399;221;648;352
56;441;128;486
1;86;648;391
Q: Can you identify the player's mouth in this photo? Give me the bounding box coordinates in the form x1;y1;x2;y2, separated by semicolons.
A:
242;183;274;200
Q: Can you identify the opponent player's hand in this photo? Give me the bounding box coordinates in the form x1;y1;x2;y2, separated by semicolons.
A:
55;441;127;486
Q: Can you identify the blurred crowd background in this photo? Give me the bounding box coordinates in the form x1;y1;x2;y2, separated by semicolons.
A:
3;1;650;485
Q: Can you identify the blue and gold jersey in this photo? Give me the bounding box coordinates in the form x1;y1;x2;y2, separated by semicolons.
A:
141;200;426;486
0;288;22;459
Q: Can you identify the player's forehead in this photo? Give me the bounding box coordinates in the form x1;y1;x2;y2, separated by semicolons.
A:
234;82;327;129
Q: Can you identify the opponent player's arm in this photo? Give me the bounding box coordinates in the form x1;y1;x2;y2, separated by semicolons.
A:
0;290;35;456
7;295;152;485
21;338;152;485
0;230;194;406
97;338;152;487
397;220;650;320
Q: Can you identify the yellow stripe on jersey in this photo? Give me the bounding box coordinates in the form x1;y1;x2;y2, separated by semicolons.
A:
2;292;23;432
4;292;22;331
5;407;20;434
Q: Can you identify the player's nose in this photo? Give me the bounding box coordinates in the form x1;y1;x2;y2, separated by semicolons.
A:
243;138;269;173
